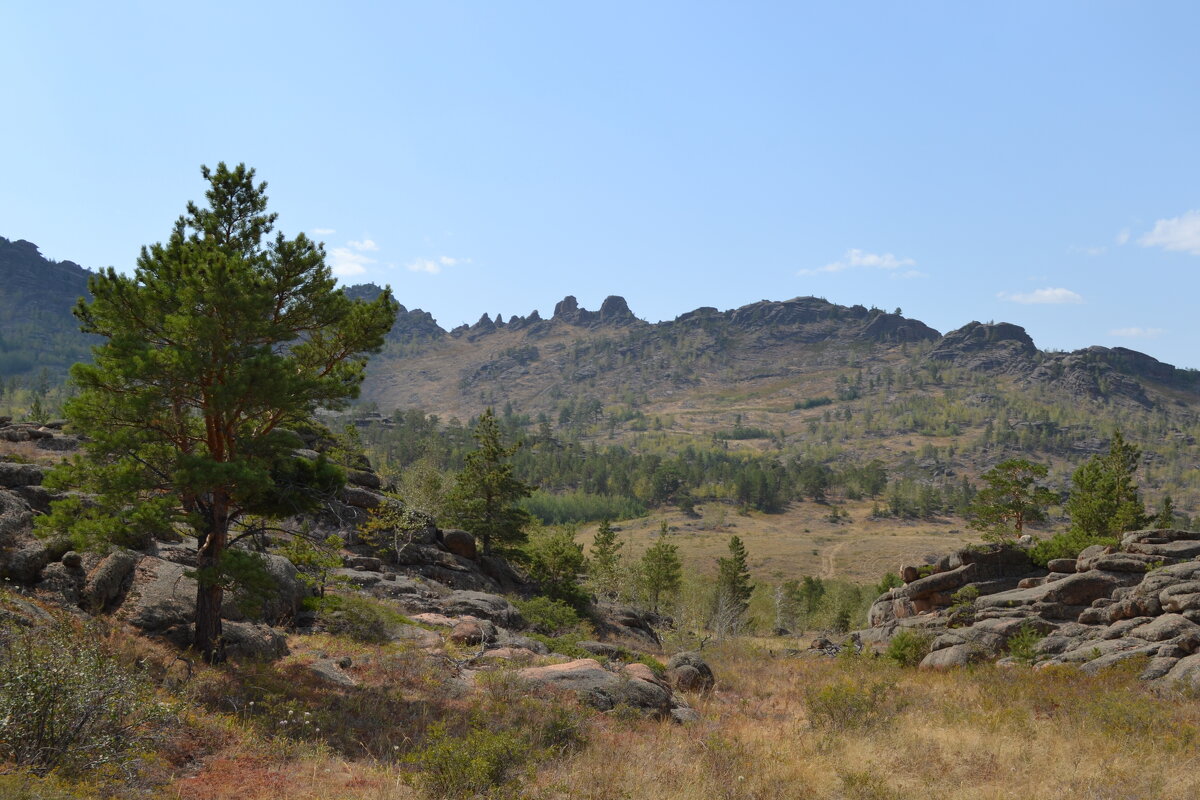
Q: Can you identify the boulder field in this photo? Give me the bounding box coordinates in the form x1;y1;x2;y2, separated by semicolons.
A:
860;529;1200;683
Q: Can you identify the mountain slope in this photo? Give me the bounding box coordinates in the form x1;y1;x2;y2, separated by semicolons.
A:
0;236;94;377
357;294;1200;513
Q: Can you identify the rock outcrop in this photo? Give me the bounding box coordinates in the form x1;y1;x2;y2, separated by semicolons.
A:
862;529;1200;682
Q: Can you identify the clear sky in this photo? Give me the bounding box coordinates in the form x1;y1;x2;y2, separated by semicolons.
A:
3;2;1198;367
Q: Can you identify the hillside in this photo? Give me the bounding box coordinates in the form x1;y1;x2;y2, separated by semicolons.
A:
0;236;94;377
357;293;1200;516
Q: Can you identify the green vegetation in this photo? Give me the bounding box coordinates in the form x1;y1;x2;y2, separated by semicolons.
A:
511;596;584;636
446;408;535;555
640;526;682;612
521;524;588;608
1031;432;1150;565
310;594;413;644
804;678;904;732
36;163;397;662
1067;431;1149;539
1006;621;1047;665
519;489;645;524
0;619;171;777
586;519;624;601
966;458;1057;542
712;535;754;633
884;629;934;667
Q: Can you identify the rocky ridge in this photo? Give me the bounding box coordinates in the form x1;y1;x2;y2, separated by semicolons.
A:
860;528;1200;683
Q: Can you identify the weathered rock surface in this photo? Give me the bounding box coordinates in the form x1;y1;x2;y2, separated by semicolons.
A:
666;651;716;692
863;528;1200;685
517;658;682;717
441;529;477;560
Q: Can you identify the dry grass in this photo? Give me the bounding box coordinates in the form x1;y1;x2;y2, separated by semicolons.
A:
532;641;1200;800
13;619;1199;800
579;503;976;584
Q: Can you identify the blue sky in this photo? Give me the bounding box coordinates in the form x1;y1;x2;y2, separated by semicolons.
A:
3;2;1198;367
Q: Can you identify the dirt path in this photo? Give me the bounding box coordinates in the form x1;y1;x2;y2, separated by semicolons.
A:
820;541;846;579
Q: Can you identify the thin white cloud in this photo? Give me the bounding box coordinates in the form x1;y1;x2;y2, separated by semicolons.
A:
1110;327;1165;339
406;255;471;275
311;227;335;236
329;247;375;277
1115;228;1130;246
798;248;917;276
347;239;379;252
997;287;1084;305
1139;210;1200;255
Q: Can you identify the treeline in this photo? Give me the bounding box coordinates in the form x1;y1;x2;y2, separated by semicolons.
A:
355;408;907;521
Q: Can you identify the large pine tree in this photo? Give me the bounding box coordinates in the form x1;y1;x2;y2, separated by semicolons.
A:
39;163;397;662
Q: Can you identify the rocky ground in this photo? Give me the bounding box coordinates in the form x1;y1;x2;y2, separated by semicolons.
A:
859;527;1200;682
0;417;708;724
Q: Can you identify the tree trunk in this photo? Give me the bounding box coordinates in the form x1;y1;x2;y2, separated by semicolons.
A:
195;501;230;664
195;570;225;664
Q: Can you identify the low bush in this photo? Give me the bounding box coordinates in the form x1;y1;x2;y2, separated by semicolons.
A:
0;619;172;777
408;723;529;798
885;630;933;667
1006;621;1046;665
311;594;410;644
804;678;904;732
1029;530;1119;567
512;595;584;636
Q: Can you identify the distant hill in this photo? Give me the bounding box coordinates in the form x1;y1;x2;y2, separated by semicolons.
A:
0;236;94;378
356;293;1200;513
358;292;1200;418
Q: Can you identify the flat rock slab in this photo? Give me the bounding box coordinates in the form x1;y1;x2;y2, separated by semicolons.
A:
1128;540;1200;560
518;658;673;714
975;570;1141;614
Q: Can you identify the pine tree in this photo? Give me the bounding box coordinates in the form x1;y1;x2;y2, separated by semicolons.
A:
1066;431;1149;539
588;519;624;601
37;163;397;662
1156;495;1177;530
712;534;754;635
446;408;535;555
715;536;753;611
966;458;1057;542
640;534;681;612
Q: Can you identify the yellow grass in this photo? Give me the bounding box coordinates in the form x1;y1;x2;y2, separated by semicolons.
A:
579;502;976;584
531;641;1200;800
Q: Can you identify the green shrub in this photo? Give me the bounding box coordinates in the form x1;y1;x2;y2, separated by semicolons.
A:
804;679;904;732
312;594;410;643
1006;621;1046;665
1029;530;1119;567
512;595;583;636
0;621;172;777
874;572;903;595
885;630;933;667
408;723;528;798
